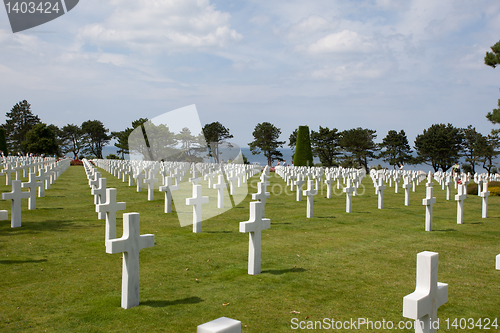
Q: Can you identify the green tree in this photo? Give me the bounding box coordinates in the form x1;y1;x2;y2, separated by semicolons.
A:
0;128;8;155
202;122;233;163
81;120;111;159
60;124;87;158
486;90;500;126
22;123;58;155
293;126;313;166
3;100;41;152
461;125;486;174
414;123;463;172
485;40;500;68
106;153;120;160
477;132;500;175
248;122;285;166
310;126;341;167
111;128;132;159
339;128;378;172
378;130;413;169
173;127;206;162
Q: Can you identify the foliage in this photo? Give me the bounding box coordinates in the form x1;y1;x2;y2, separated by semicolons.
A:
486;89;500;125
171;127;207;162
310;126;341;167
22;123;58;155
3;100;41;152
106;154;120;160
378;130;413;169
81;120;111;159
460;125;486;174
0;128;7;155
202;122;233;163
485;40;500;68
476;132;500;175
70;159;83;166
339;127;378;172
248;122;285;166
414;123;463;172
288;128;298;151
293;126;313;166
60;124;87;158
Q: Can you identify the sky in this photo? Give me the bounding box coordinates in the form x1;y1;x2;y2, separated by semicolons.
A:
1;0;500;150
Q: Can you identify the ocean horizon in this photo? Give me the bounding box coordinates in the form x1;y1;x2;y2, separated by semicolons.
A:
100;146;498;174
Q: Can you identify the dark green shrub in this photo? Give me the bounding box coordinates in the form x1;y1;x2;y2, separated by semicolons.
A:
293;126;313;166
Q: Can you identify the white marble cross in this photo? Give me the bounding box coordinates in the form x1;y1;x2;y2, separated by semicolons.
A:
213;174;228;209
294;174;305;202
403;251;448;333
186;184;209;233
134;171;145;192
106;212;154;309
227;171;238;195
97;188;126;242
324;175;335;199
455;184;467;225
303;179;317;218
480;181;490;218
189;168;201;185
252;181;270;218
36;168;49;196
21;173;42;210
92;177;107;210
158;176;179;213
403;176;411;206
89;171;100;190
422;186;436;232
2;180;30;228
143;170;158;201
343;178;355;213
2;163;14;185
239;201;270;275
376;175;387;209
444;176;451;200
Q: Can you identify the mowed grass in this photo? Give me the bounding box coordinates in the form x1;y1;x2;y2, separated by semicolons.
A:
0;165;499;332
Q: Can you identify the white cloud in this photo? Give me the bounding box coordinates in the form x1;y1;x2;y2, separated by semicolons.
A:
311;61;388;80
287;15;337;39
77;0;242;52
307;30;375;54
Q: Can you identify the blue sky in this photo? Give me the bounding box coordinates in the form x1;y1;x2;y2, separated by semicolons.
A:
1;0;499;149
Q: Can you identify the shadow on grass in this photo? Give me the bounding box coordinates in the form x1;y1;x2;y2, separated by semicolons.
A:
272;222;291;225
0;259;47;264
141;296;204;308
205;231;233;234
317;216;336;219
433;229;457;232
0;220;87;235
262;267;306;275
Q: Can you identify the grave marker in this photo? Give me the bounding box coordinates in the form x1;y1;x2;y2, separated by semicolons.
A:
106;212;154;309
403;251;448;333
455;184;466;225
97;188;126;242
303;179;317;218
2;180;30;228
239;201;270;275
186;184;209;233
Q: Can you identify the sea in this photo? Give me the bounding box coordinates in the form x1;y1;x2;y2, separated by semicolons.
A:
100;146;496;174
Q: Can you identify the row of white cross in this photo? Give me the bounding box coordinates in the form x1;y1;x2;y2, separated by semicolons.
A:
82;159;498;333
83;159;271;309
0;158;71;228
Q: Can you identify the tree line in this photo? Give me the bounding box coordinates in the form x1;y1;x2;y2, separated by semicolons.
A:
2;99;498;173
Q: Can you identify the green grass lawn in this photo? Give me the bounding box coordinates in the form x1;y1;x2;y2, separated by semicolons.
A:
0;165;499;332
